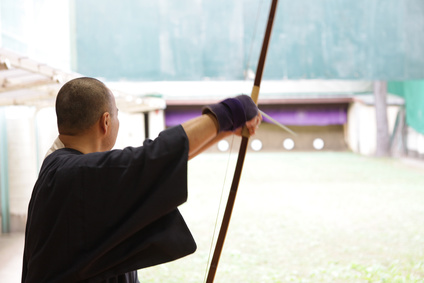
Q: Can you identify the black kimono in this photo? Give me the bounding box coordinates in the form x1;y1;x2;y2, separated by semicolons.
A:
22;126;197;282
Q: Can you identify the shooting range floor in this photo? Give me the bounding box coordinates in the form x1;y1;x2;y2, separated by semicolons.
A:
1;151;424;282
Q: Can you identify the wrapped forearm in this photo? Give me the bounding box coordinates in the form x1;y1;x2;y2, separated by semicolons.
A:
202;95;258;132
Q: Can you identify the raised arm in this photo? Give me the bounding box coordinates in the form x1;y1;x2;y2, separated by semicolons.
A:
181;113;221;159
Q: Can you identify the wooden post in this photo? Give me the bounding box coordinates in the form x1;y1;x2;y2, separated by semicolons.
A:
374;81;390;157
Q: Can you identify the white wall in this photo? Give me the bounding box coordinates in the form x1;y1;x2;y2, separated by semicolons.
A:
5;106;38;231
114;112;145;149
36;107;59;163
147;109;165;139
346;96;403;156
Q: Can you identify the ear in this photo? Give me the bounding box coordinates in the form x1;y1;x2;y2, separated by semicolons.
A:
99;112;111;135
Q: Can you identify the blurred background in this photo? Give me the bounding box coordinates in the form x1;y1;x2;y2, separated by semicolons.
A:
0;0;424;282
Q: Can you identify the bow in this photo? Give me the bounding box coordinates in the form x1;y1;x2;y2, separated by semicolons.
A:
205;0;279;282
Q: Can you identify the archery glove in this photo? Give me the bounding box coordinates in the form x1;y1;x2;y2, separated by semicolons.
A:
202;95;258;132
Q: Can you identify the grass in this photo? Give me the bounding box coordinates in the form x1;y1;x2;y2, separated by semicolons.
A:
138;151;424;282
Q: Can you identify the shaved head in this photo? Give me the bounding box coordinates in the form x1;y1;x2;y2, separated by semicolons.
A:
56;77;113;135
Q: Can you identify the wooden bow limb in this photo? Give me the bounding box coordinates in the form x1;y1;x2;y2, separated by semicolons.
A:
205;0;279;282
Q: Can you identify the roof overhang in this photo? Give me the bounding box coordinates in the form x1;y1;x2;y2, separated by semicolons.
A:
0;48;166;113
0;48;79;107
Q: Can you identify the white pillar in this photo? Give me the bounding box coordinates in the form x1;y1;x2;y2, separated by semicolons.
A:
6;106;38;232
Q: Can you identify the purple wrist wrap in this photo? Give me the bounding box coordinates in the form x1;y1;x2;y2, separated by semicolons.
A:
202;95;258;132
221;98;245;131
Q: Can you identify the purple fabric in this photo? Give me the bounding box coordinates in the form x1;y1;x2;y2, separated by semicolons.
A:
201;95;257;132
233;95;258;121
166;110;199;127
261;107;347;126
166;106;347;127
221;98;246;130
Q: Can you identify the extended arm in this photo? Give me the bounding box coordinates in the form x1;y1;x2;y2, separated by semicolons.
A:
181;113;222;160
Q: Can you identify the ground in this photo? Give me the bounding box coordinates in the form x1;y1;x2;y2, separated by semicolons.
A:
141;151;424;283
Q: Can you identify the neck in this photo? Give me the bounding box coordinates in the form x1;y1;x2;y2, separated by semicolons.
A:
59;133;102;154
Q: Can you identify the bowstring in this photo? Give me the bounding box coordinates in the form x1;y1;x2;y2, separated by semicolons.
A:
203;1;265;281
203;134;235;283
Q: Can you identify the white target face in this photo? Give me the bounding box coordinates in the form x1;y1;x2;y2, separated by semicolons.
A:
283;138;295;150
313;138;324;150
250;139;263;151
217;140;230;152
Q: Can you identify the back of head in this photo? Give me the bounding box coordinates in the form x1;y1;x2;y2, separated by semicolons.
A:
56;77;112;135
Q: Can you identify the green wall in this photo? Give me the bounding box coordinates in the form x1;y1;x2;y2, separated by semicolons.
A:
73;0;424;81
389;80;424;135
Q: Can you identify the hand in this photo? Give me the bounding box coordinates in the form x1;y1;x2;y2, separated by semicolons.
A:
202;95;258;133
234;112;262;136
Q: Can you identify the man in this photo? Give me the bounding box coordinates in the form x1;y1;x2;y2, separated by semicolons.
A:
22;77;261;282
